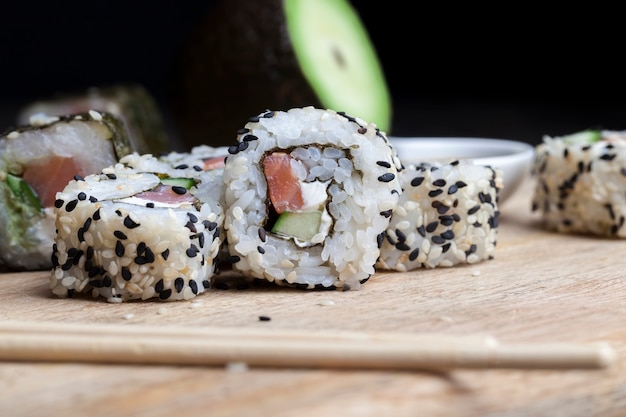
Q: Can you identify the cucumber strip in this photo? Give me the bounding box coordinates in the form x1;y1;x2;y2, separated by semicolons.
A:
6;174;42;212
160;177;196;189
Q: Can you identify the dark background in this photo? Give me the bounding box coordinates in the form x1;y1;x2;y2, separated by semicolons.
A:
1;1;624;146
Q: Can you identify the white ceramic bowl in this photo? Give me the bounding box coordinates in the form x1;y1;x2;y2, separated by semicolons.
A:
388;137;536;203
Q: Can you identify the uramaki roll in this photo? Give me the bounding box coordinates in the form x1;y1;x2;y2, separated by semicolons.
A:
222;107;402;290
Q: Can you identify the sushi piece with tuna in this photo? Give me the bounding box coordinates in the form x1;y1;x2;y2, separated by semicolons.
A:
376;160;502;271
222;106;402;290
0;111;134;270
50;157;224;302
532;129;626;237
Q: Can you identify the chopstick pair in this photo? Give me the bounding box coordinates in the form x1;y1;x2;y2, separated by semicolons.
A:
0;320;615;371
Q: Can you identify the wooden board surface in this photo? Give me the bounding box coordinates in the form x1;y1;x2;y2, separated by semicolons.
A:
1;178;625;417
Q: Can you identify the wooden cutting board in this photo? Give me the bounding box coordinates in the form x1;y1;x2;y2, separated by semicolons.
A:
1;178;625;417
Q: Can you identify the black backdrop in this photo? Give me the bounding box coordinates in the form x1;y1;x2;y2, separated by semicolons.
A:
1;1;624;145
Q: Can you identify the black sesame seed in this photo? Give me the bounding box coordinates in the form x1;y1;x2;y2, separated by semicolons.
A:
410;176;425;187
409;248;419;261
155;279;164;293
441;230;455;240
426;221;438;233
77;192;86;201
433;179;446;187
243;134;258;142
198;232;205;248
123;216;140;229
73;175;85;181
416;225;426;237
190;280;199;294
174;277;185;292
226;255;241;264
121;267;132;281
185;221;197;233
161;249;170;260
377;173;395;183
106;173;117;180
172;185;187;195
114;230;127;240
257;246;265;254
146;202;155;208
90;279;103;288
93;208;101;220
54;199;64;208
102;275;112;287
186;245;199;257
65;199;78;212
439;215;454;226
380;209;393;218
432;235;445;244
468;205;481;215
258;227;267;242
376;160;391;168
396;242;411;251
237;141;249;152
159;289;173;300
428;189;443;197
188;212;198;223
175;164;189;169
395;229;406;242
377;232;385;248
447;184;458;194
259;315;271;322
115;241;125;257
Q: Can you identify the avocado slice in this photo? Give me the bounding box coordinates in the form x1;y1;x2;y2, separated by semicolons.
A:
562;130;602;145
271;211;322;242
6;174;42;212
169;0;391;148
160;177;196;190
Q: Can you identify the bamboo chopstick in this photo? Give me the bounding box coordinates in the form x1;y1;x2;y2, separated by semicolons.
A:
0;321;615;371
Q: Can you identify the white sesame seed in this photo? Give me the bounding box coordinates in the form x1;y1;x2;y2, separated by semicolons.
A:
88;109;103;121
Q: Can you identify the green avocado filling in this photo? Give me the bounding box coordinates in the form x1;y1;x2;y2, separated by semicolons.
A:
562;130;601;145
271;211;322;242
2;173;44;247
160;177;197;189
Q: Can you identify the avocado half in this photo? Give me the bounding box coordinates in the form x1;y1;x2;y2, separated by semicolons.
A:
169;0;392;148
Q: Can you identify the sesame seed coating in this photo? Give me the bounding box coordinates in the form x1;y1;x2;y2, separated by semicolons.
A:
377;160;502;271
532;130;626;237
50;156;224;302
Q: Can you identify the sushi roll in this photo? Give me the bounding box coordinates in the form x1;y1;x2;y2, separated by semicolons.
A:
532;129;626;237
120;145;228;177
0;110;133;270
17;84;170;154
222;107;402;290
376;160;502;271
50;157;224;302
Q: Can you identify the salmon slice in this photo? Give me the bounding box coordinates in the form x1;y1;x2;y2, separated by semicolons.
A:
134;183;197;205
22;155;81;208
202;156;226;170
262;152;304;214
